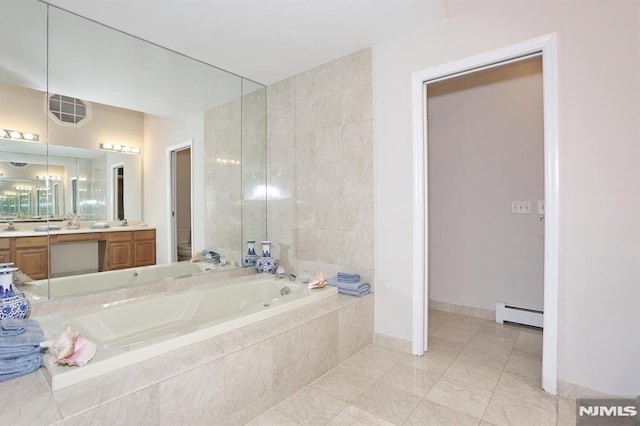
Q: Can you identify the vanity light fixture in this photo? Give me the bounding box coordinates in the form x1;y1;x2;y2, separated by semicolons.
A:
0;129;39;142
215;157;241;165
36;175;63;181
100;142;140;154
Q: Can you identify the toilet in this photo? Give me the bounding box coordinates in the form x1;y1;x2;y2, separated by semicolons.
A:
177;228;192;261
177;242;191;261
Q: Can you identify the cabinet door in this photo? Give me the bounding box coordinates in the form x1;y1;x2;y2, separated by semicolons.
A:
15;248;49;279
0;250;11;264
134;240;156;266
108;242;133;270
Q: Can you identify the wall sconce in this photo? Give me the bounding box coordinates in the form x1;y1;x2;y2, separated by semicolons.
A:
0;129;39;142
100;143;140;154
36;175;63;181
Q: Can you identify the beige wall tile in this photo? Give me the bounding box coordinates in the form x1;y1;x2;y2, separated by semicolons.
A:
63;386;159;425
157;359;225;424
223;339;274;418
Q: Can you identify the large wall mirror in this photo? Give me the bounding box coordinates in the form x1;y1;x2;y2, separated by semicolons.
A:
0;0;267;300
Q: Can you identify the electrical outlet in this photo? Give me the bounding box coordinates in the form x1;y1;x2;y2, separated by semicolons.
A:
511;201;532;214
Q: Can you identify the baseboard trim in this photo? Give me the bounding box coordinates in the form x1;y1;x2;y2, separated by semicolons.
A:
429;300;495;320
557;379;634;400
373;332;412;354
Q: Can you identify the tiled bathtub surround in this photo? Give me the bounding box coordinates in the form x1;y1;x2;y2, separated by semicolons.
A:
266;48;374;286
0;291;373;425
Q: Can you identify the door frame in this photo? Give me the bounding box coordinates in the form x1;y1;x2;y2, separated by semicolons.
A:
109;162;125;220
166;140;193;263
410;34;559;394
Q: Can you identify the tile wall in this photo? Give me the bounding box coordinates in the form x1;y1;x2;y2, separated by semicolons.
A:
266;48;374;285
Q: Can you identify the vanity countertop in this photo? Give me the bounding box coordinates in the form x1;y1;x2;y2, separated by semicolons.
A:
0;224;155;238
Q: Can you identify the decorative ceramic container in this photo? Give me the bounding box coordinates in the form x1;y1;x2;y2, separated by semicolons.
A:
0;267;18;298
256;256;278;274
242;240;259;267
261;241;271;257
0;292;31;320
255;240;277;273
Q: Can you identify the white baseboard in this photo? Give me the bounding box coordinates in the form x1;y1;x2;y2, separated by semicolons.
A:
429;300;495;320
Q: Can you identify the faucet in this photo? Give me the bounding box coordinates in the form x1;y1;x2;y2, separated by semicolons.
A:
121;218;128;226
4;221;15;231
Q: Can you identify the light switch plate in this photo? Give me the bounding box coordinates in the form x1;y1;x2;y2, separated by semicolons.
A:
538;200;545;214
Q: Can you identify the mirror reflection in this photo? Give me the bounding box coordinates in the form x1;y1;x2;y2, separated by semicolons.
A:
0;0;267;301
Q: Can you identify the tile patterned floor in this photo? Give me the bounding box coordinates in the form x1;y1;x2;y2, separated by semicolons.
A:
247;310;577;426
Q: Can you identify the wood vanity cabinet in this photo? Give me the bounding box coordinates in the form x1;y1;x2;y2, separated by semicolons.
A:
106;231;134;270
0;228;156;277
105;230;156;270
0;238;11;264
14;236;49;279
134;230;156;266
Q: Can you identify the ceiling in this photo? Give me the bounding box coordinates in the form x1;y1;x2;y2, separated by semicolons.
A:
45;0;448;85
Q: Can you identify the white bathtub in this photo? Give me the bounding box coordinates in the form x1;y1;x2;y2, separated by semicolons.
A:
25;262;229;300
35;274;338;390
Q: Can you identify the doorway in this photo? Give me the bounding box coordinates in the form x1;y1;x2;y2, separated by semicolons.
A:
427;56;544;321
411;35;559;393
168;142;193;262
113;165;124;220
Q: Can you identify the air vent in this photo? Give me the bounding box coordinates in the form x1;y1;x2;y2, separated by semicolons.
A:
9;162;29;168
47;94;91;127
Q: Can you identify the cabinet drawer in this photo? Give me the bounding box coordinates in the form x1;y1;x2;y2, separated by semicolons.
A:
15;236;48;248
109;231;132;242
0;238;9;250
52;233;104;243
134;230;155;241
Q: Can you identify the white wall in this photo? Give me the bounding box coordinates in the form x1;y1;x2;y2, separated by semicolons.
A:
143;114;204;265
427;58;544;312
374;0;640;396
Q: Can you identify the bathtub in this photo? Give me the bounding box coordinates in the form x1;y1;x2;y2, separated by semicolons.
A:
35;274;338;390
25;261;229;300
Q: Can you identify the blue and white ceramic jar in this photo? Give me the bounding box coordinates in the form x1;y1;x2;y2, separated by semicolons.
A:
255;241;277;273
0;266;30;319
0;292;31;320
242;240;259;267
0;266;18;298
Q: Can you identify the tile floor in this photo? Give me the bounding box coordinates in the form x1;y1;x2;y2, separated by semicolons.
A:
247;310;577;426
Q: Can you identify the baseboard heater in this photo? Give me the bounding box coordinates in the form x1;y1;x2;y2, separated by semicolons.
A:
495;303;543;328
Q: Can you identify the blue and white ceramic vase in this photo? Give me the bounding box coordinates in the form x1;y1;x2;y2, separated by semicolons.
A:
242;240;259;267
255;241;277;273
0;266;30;319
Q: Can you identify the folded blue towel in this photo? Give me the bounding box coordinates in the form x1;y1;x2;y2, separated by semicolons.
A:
0;319;29;336
337;284;370;297
337;272;361;283
0;321;45;358
0;353;43;382
328;277;370;292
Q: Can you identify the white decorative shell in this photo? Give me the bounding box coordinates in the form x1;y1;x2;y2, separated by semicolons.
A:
40;326;97;367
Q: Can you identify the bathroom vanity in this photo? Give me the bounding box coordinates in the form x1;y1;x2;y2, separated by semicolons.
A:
0;226;156;279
